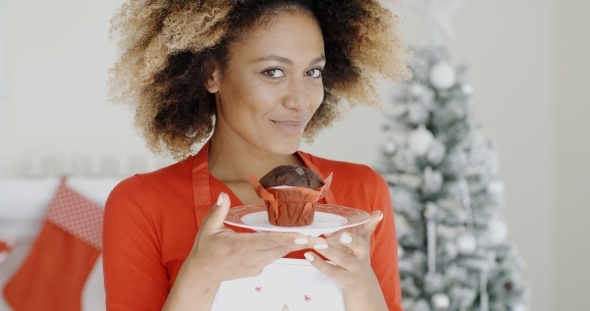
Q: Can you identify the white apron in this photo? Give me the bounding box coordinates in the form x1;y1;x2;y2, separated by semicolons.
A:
211;258;345;311
192;143;345;311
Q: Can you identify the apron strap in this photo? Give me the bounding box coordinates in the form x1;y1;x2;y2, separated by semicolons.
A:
192;142;213;229
297;151;338;206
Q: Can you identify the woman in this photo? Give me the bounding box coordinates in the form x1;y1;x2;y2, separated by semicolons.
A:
104;0;411;310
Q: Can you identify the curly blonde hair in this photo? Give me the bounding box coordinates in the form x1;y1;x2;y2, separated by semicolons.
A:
110;0;411;159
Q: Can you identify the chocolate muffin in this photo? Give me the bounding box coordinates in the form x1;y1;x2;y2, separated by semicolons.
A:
250;165;332;227
259;165;324;190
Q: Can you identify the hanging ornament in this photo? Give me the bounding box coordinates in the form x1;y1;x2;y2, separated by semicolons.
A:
431;293;450;310
461;83;474;95
511;303;528;311
504;281;514;293
443;242;459;260
426;139;446;166
408;125;435;156
424;273;445;294
383;140;397;154
411;83;427;96
485;218;508;245
430;62;457;90
487;179;505;197
456;233;477;255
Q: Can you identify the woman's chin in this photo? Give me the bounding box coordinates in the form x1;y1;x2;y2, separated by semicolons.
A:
268;137;303;155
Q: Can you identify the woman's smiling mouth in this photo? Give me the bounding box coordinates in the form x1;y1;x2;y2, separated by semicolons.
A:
271;119;307;135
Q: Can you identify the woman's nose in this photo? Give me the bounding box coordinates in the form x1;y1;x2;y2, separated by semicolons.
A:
283;78;311;111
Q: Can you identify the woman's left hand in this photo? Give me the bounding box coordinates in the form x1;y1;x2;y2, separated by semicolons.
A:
304;210;383;290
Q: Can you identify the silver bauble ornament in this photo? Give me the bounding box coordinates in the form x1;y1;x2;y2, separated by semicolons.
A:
456;233;477;255
431;293;450;310
485;218;508;245
408;125;434;156
430;62;457;90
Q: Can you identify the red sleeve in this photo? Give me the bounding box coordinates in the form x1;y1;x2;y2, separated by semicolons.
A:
368;170;403;311
102;176;169;311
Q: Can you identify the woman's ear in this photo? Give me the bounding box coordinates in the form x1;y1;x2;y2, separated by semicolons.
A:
206;62;221;93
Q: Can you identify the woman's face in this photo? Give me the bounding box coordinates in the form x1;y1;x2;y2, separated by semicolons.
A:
208;10;325;155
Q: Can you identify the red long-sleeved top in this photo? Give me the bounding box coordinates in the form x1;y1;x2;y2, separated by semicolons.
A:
103;150;402;310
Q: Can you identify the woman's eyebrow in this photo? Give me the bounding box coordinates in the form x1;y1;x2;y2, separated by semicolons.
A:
309;55;326;65
253;54;326;65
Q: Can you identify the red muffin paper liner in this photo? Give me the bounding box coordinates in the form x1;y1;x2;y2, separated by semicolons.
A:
249;173;333;227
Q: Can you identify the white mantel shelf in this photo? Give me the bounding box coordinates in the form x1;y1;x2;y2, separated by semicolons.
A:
0;178;122;242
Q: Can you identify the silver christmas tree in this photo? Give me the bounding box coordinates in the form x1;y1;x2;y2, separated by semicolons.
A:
376;46;529;311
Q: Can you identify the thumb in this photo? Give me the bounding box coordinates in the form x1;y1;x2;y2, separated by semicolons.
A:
361;210;383;236
201;192;231;232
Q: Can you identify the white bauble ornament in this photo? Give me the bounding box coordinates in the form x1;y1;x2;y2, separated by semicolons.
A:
444;242;459;260
487;179;505;196
456;233;477;255
384;141;397;154
411;83;427;96
511;303;527;311
408;125;434;156
461;84;474;95
486;218;508;245
431;293;450;310
430;62;456;90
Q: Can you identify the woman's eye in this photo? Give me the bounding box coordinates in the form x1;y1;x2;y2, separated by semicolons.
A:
263;68;285;78
307;68;323;78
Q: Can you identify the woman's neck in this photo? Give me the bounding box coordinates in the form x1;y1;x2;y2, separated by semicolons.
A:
207;131;304;183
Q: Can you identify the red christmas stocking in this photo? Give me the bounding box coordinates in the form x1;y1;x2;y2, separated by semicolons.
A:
3;180;104;311
0;237;17;265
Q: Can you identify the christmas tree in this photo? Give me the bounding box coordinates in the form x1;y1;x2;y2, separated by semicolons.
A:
376;46;530;311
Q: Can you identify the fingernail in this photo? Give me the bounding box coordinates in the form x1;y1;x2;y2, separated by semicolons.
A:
216;193;224;206
294;238;308;245
378;212;384;222
304;252;315;262
340;233;352;244
314;244;329;250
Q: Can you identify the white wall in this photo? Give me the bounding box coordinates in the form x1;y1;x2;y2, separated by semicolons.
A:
0;0;587;310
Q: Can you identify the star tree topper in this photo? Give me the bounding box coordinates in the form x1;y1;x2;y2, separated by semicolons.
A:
404;0;468;46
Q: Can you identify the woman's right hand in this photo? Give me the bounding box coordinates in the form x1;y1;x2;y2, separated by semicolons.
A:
186;192;326;284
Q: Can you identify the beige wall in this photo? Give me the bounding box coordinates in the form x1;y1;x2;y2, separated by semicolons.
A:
305;1;557;309
0;0;587;310
554;0;590;309
0;0;153;176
